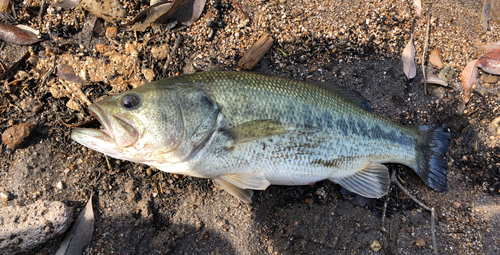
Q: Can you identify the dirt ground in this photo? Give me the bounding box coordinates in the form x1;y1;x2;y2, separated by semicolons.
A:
1;0;500;254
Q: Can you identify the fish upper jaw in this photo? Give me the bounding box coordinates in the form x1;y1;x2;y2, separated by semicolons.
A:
88;103;139;148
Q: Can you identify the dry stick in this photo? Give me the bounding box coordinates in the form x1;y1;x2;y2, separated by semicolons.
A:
391;171;437;255
422;3;433;95
381;186;392;232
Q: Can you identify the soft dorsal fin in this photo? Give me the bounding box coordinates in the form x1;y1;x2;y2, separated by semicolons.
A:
330;162;390;198
213;173;270;203
223;119;292;146
314;82;372;112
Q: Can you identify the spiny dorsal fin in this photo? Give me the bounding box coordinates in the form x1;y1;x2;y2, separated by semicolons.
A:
224;119;292;146
314;82;372;112
331;162;389;198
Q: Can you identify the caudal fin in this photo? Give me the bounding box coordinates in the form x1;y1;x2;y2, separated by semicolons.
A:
414;124;451;191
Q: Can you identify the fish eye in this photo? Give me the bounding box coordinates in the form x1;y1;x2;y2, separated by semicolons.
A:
120;93;140;109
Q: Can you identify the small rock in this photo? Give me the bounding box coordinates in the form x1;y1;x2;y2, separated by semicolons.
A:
66;99;82;112
56;181;65;189
369;240;381;251
304;198;314;204
0;191;13;202
142;68;155;82
0;201;73;254
105;26;118;39
151;44;170;61
237;19;250;28
81;0;126;23
483;75;498;84
2;123;36;149
415;237;426;247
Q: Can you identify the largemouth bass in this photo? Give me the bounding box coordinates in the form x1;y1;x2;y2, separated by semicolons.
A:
71;71;451;203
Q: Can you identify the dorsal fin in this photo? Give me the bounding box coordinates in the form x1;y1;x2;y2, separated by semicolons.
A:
313;82;372;112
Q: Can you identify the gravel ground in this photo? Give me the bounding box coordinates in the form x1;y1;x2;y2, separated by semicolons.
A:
1;0;499;254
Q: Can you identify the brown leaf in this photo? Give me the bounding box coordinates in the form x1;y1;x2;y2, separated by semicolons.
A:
402;34;416;79
483;0;491;30
420;73;448;87
477;49;500;74
57;64;87;83
414;0;422;18
56;194;95;255
0;22;42;45
170;0;206;26
125;0;194;32
460;59;478;105
429;49;443;69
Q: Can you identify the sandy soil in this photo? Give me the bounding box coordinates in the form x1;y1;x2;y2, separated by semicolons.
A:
1;0;499;254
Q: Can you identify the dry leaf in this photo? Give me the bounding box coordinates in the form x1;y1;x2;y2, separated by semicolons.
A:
477;49;500;74
57;64;87;83
414;0;422;18
473;41;500;51
483;0;492;30
420;73;448;87
0;22;42;45
429;49;443;69
125;0;196;32
402;34;416;79
55;194;95;255
460;59;478;105
170;0;206;26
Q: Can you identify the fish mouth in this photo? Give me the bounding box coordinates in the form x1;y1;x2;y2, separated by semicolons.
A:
71;103;139;150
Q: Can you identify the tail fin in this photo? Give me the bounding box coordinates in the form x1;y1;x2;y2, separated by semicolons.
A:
414;124;451;191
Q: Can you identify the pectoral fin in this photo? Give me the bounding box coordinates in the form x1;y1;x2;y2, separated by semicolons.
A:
331;162;390;198
213;173;271;203
224;120;291;146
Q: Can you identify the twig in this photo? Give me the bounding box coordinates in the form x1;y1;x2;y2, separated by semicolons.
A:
431;207;437;255
391;171;438;255
381;186;392;232
229;0;251;20
422;2;432;95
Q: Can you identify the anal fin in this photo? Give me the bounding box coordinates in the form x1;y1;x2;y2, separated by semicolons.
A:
332;162;390;198
213;173;271;203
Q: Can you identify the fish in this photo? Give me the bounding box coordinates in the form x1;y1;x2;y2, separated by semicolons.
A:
71;71;451;203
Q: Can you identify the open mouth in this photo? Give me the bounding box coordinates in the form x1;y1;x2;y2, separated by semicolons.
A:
88;104;138;148
89;104;114;139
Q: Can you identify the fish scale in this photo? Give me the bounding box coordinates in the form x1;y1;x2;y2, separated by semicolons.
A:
71;71;451;203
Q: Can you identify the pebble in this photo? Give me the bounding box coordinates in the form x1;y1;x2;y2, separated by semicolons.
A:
0;201;73;254
483;75;498;84
415;238;426;247
105;27;118;39
2;123;36;149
